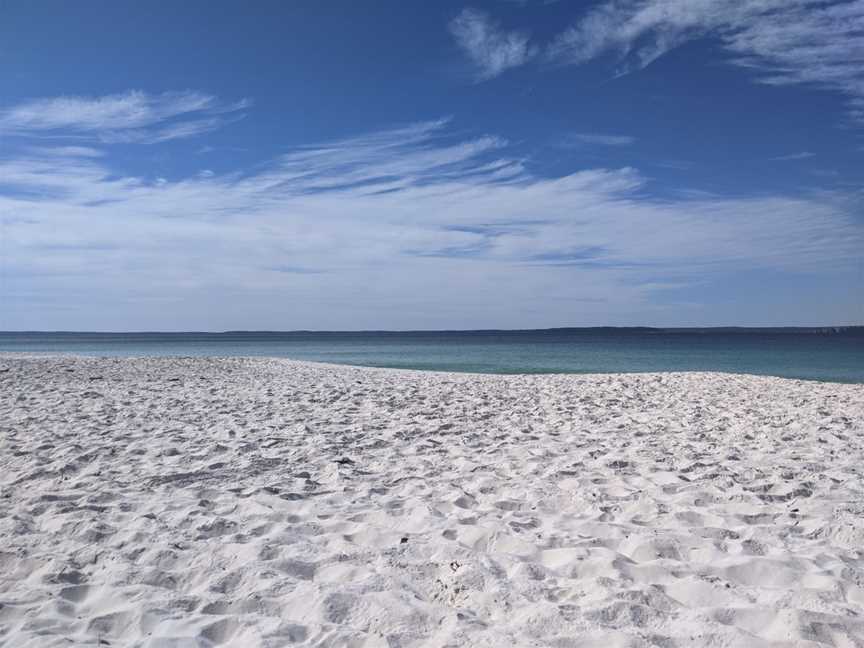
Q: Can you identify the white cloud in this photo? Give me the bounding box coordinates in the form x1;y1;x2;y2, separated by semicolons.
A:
98;116;244;145
2;118;861;329
453;1;864;123
548;0;864;121
563;133;636;147
449;8;536;80
0;91;249;143
769;151;815;161
25;146;105;158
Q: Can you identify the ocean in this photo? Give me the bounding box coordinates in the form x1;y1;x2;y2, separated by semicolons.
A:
1;328;862;383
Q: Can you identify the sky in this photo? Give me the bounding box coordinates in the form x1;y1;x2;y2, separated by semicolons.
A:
1;0;863;331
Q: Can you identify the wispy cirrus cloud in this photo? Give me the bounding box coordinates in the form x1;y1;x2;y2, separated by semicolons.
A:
768;151;815;162
2;116;861;328
549;0;864;104
449;8;536;80
0;90;250;143
24;146;105;158
562;132;636;147
452;1;864;123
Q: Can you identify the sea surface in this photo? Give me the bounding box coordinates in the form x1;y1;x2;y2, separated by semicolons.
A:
2;329;863;383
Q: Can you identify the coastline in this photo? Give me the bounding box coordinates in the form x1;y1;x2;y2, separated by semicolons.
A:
2;356;863;646
1;352;861;386
3;328;863;385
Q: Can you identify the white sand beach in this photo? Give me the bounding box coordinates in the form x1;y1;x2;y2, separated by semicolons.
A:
1;356;864;648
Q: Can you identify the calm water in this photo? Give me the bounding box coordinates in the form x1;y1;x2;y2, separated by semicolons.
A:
1;329;862;383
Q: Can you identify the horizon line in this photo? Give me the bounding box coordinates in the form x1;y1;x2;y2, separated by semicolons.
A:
2;325;862;335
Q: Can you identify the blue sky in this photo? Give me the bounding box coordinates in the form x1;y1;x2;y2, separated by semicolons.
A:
1;0;863;330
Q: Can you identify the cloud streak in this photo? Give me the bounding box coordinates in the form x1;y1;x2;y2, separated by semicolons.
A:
0;90;249;143
563;133;636;147
769;151;815;161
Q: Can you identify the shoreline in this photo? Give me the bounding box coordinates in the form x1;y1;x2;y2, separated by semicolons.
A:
2;356;863;646
0;352;860;385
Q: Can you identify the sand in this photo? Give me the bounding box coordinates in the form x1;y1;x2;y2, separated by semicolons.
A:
1;356;863;648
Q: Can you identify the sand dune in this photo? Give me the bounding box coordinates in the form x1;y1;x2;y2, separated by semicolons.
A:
1;357;863;647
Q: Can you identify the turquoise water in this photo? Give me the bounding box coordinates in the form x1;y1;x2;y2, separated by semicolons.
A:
1;329;862;383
